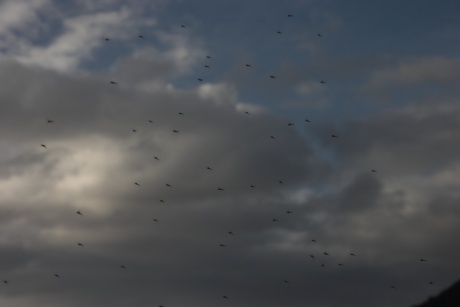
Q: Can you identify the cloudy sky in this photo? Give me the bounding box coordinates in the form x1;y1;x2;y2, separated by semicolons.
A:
0;0;459;306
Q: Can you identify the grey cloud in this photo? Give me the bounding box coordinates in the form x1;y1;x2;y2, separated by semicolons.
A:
0;56;325;306
320;106;460;176
369;56;460;88
338;172;382;213
1;1;460;306
357;56;460;107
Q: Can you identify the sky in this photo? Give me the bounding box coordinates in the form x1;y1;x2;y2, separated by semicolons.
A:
0;0;459;306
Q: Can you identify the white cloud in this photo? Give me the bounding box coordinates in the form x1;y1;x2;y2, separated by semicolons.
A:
0;1;161;72
154;30;206;75
0;0;50;35
17;9;144;71
0;0;52;57
198;83;238;106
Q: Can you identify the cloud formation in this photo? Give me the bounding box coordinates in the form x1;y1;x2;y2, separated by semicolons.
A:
0;1;459;307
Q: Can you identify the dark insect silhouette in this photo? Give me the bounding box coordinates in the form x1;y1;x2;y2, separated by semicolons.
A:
178;112;183;115
77;242;84;247
311;239;317;242
206;166;212;170
323;252;329;256
206;55;212;59
172;130;179;133
279;180;283;184
245;111;250;115
165;183;171;187
134;182;141;186
219;244;226;247
338;263;344;266
286;210;292;214
310;254;315;259
76;210;82;215
420;259;427;262
288;122;294;126
217;188;224;191
54;274;60;278
250;185;255;188
317;33;323;37
288;14;293;17
331;134;338;138
371;169;377;173
148;120;153;123
284;280;290;284
121;265;126;269
159;199;165;203
110;81;117;85
154;156;160;160
41;144;47;148
197;78;203;82
153;219;158;222
204;65;209;68
138;35;144;38
228;231;234;235
132;129;137;132
245;64;252;67
350;253;356;256
270;135;276;139
222;296;228;299
277;31;282;34
272;218;278;222
3;280;8;284
270;75;276;79
104;38;110;41
180;25;186;28
391;285;396;289
47;119;54;123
